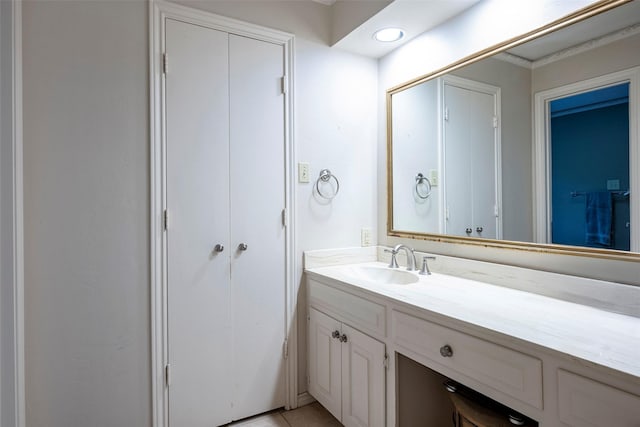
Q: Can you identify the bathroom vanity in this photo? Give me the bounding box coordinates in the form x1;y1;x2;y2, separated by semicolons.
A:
304;248;640;427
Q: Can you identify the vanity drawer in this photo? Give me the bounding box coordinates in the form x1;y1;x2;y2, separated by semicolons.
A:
308;278;386;337
558;370;640;427
392;310;542;409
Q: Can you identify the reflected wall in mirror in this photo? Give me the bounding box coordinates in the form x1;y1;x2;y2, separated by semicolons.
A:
388;0;640;254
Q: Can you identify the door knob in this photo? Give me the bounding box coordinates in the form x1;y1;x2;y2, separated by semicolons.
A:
213;244;224;253
439;344;453;357
238;243;248;251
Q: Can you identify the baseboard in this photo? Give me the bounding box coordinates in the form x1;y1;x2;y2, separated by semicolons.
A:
297;392;316;408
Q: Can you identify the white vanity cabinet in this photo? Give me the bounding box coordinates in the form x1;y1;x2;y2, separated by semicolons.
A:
307;279;386;427
557;370;640;427
304;258;640;427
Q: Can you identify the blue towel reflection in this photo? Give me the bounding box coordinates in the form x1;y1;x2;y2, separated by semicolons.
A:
585;191;612;247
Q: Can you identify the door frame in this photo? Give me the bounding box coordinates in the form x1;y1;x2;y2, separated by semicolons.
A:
1;1;24;426
149;2;297;426
439;75;503;239
533;67;640;250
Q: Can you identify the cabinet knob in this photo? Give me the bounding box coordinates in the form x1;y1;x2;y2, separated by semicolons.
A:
476;226;483;233
465;228;472;234
340;334;348;343
238;243;248;251
439;344;453;358
213;244;224;253
331;330;340;339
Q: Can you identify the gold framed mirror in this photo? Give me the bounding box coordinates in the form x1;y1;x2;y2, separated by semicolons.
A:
387;0;640;261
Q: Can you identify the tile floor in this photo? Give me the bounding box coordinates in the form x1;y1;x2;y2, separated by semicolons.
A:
225;402;342;427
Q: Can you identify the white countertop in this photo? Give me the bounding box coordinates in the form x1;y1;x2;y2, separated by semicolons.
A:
306;261;640;379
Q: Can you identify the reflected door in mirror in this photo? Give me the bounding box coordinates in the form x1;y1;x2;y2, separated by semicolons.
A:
443;77;501;239
550;83;630;250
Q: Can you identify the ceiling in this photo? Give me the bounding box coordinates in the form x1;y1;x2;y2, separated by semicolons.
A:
315;0;640;61
329;0;482;58
506;1;640;62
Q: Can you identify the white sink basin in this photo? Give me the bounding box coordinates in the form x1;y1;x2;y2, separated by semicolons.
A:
342;265;419;285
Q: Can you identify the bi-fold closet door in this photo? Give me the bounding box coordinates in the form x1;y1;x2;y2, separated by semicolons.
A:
165;18;286;427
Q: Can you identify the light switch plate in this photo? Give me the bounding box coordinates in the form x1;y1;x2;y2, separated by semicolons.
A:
298;162;310;183
607;179;620;190
429;169;439;186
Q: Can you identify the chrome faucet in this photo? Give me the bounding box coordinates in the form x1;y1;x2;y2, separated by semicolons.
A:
393;244;417;271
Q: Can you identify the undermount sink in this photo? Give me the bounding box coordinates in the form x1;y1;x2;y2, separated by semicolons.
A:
342;265;419;285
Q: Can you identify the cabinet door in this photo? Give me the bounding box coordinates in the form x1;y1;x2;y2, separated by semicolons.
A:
558;370;640;427
341;324;385;427
309;308;343;421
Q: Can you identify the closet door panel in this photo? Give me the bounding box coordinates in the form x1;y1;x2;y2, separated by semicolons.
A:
229;34;286;419
165;19;232;427
444;84;473;237
468;89;497;239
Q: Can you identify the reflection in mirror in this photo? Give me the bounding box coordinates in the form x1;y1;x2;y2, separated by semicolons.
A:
388;0;640;254
549;83;630;251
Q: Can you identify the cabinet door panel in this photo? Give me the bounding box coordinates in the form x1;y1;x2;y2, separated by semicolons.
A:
165;19;231;427
341;325;385;427
309;308;342;421
558;370;640;427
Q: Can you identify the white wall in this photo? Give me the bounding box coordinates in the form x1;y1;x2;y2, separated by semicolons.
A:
391;80;440;233
23;2;150;426
23;1;377;424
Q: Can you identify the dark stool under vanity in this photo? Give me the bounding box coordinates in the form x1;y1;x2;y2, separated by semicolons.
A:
445;381;536;427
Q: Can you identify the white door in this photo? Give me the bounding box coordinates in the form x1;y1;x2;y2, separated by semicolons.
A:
229;34;286;420
308;308;342;421
341;324;385;427
165;20;287;427
444;80;499;239
165;19;232;427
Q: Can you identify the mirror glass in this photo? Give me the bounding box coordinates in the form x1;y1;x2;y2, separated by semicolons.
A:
388;0;640;253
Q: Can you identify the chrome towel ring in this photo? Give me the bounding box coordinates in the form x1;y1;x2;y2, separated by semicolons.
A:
316;169;340;200
415;173;432;199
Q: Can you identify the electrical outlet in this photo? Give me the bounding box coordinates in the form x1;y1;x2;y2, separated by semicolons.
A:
361;228;372;247
298;162;310;183
607;179;620;190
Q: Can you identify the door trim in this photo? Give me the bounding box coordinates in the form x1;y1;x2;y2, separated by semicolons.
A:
533;67;640;250
149;2;296;426
1;1;24;426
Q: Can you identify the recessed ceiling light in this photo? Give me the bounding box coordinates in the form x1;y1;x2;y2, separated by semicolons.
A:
373;28;405;42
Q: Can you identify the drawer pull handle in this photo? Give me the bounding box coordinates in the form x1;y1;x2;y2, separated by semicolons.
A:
440;344;453;357
340;334;348;343
331;330;340;339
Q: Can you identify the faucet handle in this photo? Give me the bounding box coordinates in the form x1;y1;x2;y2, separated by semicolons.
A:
384;248;399;268
419;256;436;275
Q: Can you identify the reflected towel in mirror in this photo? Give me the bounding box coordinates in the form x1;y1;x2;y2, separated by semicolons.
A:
585;192;612;247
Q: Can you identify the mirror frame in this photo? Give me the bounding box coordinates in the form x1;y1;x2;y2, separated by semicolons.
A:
386;0;640;262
